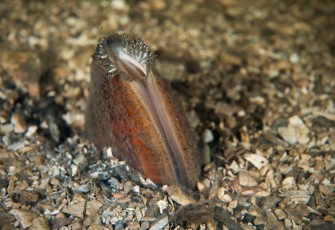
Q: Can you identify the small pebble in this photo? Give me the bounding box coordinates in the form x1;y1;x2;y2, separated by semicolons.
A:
203;128;214;143
25;125;38;137
289;53;300;63
9;209;36;228
62;201;86;219
7;141;25;151
149;216;169;230
11;112;26;133
239;171;257;187
86;200;103;216
1;123;14;133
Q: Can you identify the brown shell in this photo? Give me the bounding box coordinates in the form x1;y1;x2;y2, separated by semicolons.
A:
85;34;201;188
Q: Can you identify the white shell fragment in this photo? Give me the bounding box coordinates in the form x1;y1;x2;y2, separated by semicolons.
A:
278;115;310;145
156;200;168;213
203;128;214;143
278;127;298;145
244;153;268;170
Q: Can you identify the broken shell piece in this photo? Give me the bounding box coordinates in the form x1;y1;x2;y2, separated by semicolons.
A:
244;153;268;170
278;115;310;145
278;127;298;145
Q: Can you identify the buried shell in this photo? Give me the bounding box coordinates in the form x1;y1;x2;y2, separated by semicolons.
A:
85;33;201;188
